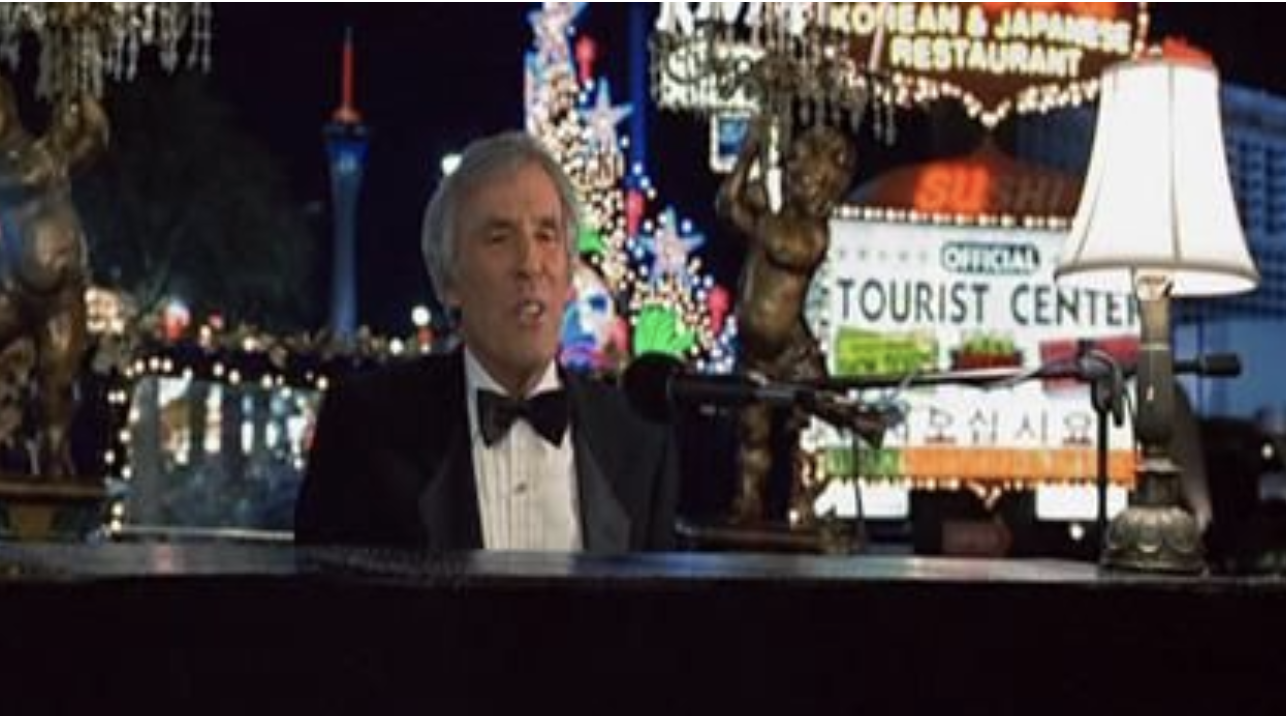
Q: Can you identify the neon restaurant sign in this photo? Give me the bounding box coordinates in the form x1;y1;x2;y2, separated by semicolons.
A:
653;2;1148;126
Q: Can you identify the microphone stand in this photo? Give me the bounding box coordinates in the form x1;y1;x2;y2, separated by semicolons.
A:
795;390;893;553
796;352;1238;555
659;352;1239;555
849;431;869;550
1079;349;1126;542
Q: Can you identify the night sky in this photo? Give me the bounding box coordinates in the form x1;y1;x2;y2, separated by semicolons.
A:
197;4;1286;334
208;4;664;333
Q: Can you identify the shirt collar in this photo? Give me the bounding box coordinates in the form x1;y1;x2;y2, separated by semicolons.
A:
463;348;563;445
462;348;561;399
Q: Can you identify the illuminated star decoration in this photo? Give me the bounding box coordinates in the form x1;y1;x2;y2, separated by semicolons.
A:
528;2;585;68
638;207;705;290
526;3;737;371
581;79;632;154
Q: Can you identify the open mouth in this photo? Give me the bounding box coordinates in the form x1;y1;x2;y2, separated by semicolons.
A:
517;299;547;322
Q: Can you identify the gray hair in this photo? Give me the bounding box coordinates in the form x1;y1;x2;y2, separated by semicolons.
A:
421;131;581;316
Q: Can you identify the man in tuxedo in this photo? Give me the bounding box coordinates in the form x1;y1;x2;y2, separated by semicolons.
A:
296;132;679;551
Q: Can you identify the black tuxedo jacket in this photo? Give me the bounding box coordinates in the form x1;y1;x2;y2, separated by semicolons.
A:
295;351;679;552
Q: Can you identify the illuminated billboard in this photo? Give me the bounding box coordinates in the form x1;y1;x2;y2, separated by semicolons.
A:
654;2;1147;127
807;218;1140;487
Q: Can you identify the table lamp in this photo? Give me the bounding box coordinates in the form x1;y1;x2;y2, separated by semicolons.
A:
1056;47;1260;573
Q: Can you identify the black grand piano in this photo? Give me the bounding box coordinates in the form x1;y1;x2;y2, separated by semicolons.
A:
3;542;1285;714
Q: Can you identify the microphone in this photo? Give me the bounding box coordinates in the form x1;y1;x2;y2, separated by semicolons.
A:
621;353;898;443
1174;352;1241;378
1071;351;1241;380
622;353;804;422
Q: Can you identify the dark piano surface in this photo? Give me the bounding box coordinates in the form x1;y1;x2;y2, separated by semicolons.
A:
15;539;1286;585
3;540;1114;582
2;543;1285;714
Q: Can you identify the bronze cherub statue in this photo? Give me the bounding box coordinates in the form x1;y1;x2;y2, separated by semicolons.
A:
717;121;857;526
0;76;108;480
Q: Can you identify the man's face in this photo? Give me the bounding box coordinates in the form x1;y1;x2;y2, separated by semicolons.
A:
446;161;572;395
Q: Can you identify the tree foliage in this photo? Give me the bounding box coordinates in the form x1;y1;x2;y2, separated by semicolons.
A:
75;74;317;330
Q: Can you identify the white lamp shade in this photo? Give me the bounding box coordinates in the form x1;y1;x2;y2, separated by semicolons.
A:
1057;57;1260;296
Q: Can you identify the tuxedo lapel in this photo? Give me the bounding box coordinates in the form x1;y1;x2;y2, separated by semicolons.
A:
566;374;630;553
411;358;631;552
415;352;483;550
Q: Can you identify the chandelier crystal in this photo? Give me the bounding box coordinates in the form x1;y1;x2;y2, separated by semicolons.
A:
0;3;212;101
652;4;892;140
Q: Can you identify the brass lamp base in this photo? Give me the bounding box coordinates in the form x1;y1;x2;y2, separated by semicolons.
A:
1101;503;1205;574
0;476;108;542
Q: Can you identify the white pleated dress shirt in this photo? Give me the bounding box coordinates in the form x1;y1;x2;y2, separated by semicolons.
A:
463;349;582;551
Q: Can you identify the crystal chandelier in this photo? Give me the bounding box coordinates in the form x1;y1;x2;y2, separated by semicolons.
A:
652;4;893;143
652;4;1149;146
0;3;212;101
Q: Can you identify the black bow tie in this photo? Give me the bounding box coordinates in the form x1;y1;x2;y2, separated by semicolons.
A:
476;388;570;447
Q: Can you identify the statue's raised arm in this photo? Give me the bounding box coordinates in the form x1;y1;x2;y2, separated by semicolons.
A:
716;120;771;238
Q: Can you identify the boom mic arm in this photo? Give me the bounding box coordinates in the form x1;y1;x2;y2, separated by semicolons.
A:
620;351;1238;438
622;353;897;443
622;353;802;422
812;352;1242;391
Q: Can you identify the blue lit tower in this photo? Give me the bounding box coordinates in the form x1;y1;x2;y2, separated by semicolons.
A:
323;27;368;338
